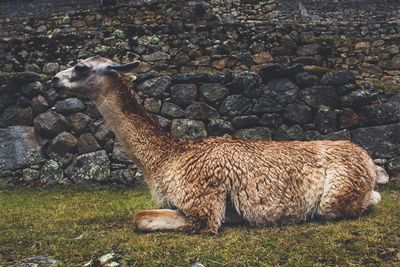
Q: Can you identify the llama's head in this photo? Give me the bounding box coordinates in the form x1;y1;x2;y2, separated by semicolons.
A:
52;56;141;99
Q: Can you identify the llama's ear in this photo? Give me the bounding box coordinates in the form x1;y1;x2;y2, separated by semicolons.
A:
130;75;137;82
108;61;141;73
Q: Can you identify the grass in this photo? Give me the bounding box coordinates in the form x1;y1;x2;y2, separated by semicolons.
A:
1;183;400;267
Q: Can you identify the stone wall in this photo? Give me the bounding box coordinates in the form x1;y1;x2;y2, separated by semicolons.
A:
0;0;399;90
0;0;400;186
1;65;399;186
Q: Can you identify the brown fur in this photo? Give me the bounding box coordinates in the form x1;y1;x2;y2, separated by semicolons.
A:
53;56;387;234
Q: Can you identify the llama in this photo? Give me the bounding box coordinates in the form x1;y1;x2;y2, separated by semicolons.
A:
52;56;389;234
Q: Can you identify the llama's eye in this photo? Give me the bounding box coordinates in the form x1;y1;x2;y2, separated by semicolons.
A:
75;63;90;72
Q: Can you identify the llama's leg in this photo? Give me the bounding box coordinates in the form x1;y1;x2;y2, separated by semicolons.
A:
317;170;373;219
233;201;294;226
180;193;227;234
318;189;375;220
133;209;191;232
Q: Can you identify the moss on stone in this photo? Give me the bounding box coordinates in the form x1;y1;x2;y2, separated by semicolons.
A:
304;65;333;77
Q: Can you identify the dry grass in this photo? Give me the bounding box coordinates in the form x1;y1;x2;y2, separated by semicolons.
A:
1;182;400;266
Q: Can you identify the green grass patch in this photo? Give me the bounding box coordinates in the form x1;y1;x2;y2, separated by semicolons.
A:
1;183;400;266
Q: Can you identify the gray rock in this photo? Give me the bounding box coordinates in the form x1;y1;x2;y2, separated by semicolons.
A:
37;25;47;33
89;252;131;267
69;113;92;134
11;255;59;267
253;96;283;113
231;115;260;129
171;84;197;107
134;170;144;183
55;98;85;114
304;130;322;141
340;90;379;107
25;63;41;73
0;171;22;187
337;83;359;95
31;95;49;115
321;70;355;86
297;43;319;56
112;140;134;163
234;127;272;140
142;51;171;62
152;115;171;129
77;133;100;154
21;81;45;97
275;124;304;141
160;102;185;118
65;150;110;183
138;76;172;98
357;101;400;126
185;102;219;120
299;85;338;108
40;160;65;185
0;92;15;113
86;101;102;119
339;108;361;129
43;62;59;74
58;154;74;168
298;1;310;19
284;103;312;124
111;163;127;170
258;64;304;82
194;2;207;16
174;52;190;66
231;71;262;98
219;95;252;117
111;168;137;185
17;95;31;108
0;106;33;127
94;121;114;144
34;110;70;138
314;107;338;134
8;71;41;84
171;119;207;139
45;88;66;106
136;70;159;83
47;131;77;156
199;83;230;103
143;98;162;113
386;157;400;175
265;79;298;104
323;130;351;141
22;168;40;183
351;124;400;158
104;138;114;153
295;72;318;87
0;126;43;172
223;13;235;24
150;62;169;73
207;119;234;136
260;113;283;128
173;73;220;84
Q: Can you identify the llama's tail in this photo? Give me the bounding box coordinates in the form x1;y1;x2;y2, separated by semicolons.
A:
375;165;389;185
369;190;382;206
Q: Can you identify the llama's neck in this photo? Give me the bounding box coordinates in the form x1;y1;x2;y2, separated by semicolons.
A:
93;78;179;178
